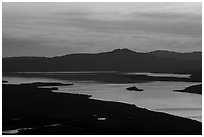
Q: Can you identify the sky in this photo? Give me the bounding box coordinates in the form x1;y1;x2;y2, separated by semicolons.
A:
2;2;202;57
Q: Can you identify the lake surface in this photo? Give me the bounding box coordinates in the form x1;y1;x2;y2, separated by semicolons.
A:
3;73;202;122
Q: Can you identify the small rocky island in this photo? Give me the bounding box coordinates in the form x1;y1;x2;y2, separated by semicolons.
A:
174;84;202;94
126;86;143;92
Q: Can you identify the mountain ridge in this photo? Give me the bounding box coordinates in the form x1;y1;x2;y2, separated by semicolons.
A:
3;48;202;58
3;48;202;74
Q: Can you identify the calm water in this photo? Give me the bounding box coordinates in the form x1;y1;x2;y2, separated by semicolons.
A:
3;74;202;122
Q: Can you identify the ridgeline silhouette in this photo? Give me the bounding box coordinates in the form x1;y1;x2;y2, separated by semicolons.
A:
3;48;201;74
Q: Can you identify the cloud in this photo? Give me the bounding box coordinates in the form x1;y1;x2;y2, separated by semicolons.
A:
2;2;202;57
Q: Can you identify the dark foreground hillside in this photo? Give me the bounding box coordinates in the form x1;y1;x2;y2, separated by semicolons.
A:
2;82;202;135
174;84;202;94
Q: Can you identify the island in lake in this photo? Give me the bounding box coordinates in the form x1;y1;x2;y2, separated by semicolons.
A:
126;86;143;92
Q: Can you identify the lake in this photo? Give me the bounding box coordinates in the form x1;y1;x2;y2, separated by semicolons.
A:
3;72;202;122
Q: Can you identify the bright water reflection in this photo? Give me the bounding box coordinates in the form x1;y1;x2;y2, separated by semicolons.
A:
3;76;201;122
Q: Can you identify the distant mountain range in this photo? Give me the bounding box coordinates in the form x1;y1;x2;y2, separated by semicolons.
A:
3;48;202;74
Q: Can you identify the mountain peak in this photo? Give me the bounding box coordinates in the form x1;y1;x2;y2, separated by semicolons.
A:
111;48;136;53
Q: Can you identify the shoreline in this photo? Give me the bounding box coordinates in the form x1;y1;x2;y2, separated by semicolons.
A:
3;75;201;122
174;84;202;94
3;82;202;135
